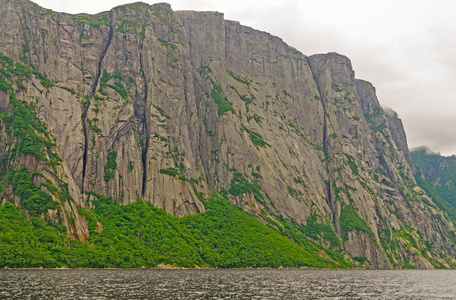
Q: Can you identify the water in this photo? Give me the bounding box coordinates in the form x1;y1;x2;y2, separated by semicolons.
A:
1;269;456;299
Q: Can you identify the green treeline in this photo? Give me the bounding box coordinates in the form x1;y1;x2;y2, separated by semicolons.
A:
0;52;352;269
0;193;351;269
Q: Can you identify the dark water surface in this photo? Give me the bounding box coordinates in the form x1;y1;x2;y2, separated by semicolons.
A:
1;269;456;299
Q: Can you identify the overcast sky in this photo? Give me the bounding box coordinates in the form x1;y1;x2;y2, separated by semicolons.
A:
32;0;456;156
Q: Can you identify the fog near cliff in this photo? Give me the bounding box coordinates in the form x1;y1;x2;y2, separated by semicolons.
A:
33;0;456;156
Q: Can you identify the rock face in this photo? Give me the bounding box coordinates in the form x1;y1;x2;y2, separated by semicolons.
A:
412;147;456;209
1;0;456;268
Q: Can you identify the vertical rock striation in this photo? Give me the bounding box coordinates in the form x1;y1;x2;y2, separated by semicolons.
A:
0;0;455;268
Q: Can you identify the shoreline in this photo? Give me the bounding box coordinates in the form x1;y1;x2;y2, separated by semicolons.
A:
3;267;446;271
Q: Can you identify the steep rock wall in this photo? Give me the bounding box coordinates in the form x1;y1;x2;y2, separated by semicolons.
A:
0;0;456;268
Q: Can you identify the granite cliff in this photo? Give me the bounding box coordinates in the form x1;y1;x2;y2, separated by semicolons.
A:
412;148;456;211
1;0;456;268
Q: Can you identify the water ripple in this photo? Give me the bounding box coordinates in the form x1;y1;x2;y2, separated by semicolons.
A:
1;269;456;299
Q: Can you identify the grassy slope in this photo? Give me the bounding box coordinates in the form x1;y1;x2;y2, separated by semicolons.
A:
0;53;351;269
0;193;351;268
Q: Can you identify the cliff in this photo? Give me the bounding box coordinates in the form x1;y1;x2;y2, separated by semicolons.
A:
0;0;455;268
412;148;456;210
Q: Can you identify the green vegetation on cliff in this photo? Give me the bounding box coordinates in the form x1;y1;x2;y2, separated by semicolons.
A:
3;94;60;167
99;69;129;99
7;166;58;216
228;171;264;202
211;81;235;116
0;53;65;218
2;1;456;270
241;125;269;148
339;204;373;237
103;151;118;182
302;213;341;248
414;174;456;222
0;193;350;268
411;148;456;210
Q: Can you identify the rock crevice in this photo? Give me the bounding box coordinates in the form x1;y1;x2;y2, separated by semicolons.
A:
0;0;455;268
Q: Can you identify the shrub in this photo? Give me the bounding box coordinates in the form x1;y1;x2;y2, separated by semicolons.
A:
103;151;117;182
